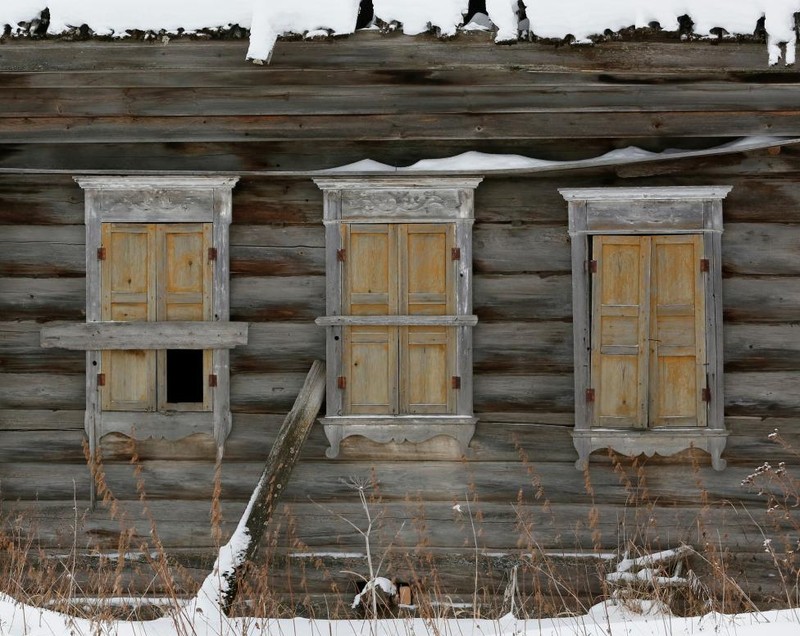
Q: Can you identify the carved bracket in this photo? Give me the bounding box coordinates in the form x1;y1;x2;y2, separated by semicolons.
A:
320;417;477;458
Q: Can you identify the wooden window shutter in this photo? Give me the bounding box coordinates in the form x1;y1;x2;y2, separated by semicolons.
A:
591;235;649;429
648;235;706;428
157;224;213;411
100;223;157;411
342;224;398;415
399;224;456;414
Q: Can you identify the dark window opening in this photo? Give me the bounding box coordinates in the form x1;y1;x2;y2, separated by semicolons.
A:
166;349;204;403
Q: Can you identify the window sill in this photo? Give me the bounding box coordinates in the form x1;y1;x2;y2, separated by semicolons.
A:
572;428;729;471
319;416;477;458
99;411;213;440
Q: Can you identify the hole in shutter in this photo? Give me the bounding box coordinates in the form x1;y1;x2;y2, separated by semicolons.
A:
166;349;204;404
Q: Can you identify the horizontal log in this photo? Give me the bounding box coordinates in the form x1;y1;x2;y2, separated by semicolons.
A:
723;277;800;323
0;408;84;431
0;224;84;277
0;37;787;73
0;278;85;320
724;324;800;371
2;221;798;281
0;373;84;409
230;276;326;321
4;112;800;144
722;223;800;276
0;321;84;373
231;322;325;373
40;321;249;350
231;245;324;276
6;498;784;560
9;84;800;118
0;457;787;508
4;67;799;91
3;363;800;417
2;405;796;467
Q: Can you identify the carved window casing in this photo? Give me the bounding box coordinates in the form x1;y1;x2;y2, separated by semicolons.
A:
41;177;248;450
314;177;481;458
561;187;731;471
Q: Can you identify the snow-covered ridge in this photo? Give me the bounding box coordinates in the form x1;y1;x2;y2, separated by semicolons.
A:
2;1;799;65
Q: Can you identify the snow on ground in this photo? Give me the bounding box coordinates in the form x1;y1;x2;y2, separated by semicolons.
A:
1;1;798;63
1;592;800;636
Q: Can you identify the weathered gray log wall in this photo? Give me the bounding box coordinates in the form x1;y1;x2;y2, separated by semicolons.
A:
1;33;800;607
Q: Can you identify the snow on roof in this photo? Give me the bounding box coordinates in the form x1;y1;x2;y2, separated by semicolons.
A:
3;1;798;65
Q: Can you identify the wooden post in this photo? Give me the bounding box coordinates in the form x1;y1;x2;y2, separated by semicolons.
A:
218;359;325;615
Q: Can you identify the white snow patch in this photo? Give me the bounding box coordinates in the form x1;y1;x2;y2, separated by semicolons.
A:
1;594;800;636
1;1;797;64
248;0;359;61
373;0;468;36
322;136;796;175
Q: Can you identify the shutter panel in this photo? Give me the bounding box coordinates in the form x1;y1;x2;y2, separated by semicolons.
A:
157;223;213;410
401;326;454;414
649;235;706;428
100;223;156;411
343;224;397;414
343;224;396;316
400;224;453;315
157;224;212;321
345;326;398;415
591;235;649;428
400;224;455;414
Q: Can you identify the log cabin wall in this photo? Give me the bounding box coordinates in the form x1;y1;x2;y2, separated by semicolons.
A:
1;33;800;606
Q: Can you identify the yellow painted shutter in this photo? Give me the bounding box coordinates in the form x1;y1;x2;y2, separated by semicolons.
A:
400;224;455;414
157;224;213;410
343;224;398;414
101;223;157;411
649;235;706;428
591;235;649;428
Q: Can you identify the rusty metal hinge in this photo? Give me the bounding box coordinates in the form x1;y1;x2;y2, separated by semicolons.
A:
337;249;346;262
337;376;347;390
97;247;106;260
451;247;461;261
451;376;461;390
588;260;597;273
208;374;218;388
586;388;595;402
97;373;106;387
700;258;709;272
702;387;711;402
208;247;218;261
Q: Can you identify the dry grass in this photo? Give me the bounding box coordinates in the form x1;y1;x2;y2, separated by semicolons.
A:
1;436;799;622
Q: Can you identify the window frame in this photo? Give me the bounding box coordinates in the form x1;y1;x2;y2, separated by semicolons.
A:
560;186;731;471
313;176;481;458
62;177;244;446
